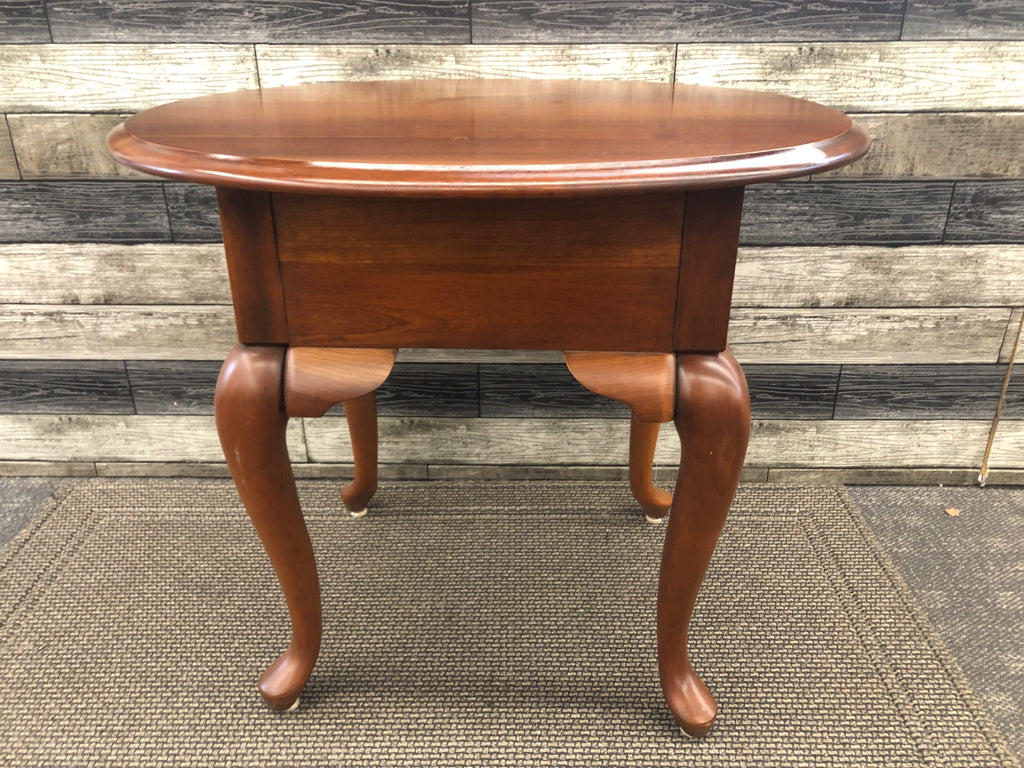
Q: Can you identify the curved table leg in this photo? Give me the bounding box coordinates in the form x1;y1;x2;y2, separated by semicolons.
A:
340;391;379;516
658;349;750;737
629;413;672;523
216;343;321;711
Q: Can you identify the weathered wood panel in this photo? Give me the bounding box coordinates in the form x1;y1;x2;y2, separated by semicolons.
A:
5;242;1019;309
727;308;1010;364
990;421;1024;468
255;43;675;84
945;181;1024;244
825;113;1024;179
0;118;18;179
0;361;133;414
302;415;996;467
164;184;221;242
0;243;229;304
399;349;563;364
0;44;258;111
0;305;1007;363
480;363;625;418
6;113;144;179
0;305;235;359
903;0;1024;40
46;0;470;43
470;1;903;43
746;364;840;419
674;42;1024;111
1000;308;1023;364
0;414;305;461
0;1;50;43
125;360;221;415
375;363;479;418
834;364;1010;420
733;245;1024;308
741;181;953;246
0;182;169;243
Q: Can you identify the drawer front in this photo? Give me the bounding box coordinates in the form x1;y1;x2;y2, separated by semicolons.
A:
273;193;684;351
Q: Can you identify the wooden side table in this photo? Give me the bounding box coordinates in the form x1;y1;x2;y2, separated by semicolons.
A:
109;79;869;738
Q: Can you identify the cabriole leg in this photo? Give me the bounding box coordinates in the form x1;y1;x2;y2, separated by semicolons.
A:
658;349;750;737
340;391;379;516
629;413;672;522
215;343;321;711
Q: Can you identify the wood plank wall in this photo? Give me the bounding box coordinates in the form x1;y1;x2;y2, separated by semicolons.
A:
1;1;1023;483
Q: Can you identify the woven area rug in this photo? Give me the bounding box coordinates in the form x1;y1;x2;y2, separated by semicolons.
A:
1;479;1017;767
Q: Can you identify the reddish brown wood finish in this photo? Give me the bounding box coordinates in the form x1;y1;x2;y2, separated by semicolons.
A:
629;416;673;521
108;80;869;196
107;80;868;739
674;187;746;352
274;194;684;351
284;347;397;418
214;344;320;711
284;346;397;514
660;349;750;737
216;188;288;344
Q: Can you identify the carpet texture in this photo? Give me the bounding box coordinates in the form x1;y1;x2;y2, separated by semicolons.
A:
0;479;1017;767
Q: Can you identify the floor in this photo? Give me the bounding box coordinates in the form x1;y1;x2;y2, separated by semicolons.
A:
1;477;1021;764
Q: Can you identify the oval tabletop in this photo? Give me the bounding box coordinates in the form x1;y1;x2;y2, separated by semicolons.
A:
109;79;869;196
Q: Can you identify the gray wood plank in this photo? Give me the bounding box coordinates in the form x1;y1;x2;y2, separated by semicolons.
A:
0;181;170;243
745;364;839;419
903;0;1024;40
741;182;953;246
255;43;675;85
303;415;996;467
375;363;479;418
1000;308;1023;364
0;117;17;179
733;245;1024;308
471;1;903;43
0;244;230;304
480;363;626;418
0;305;236;359
990;421;1024;469
825;113;1024;179
125;360;221;414
6;243;1019;310
7;113;144;179
0;1;50;43
0;44;258;111
165;184;222;242
728;308;1011;364
674;42;1024;111
0;414;305;461
46;1;470;43
945;181;1024;244
0;360;133;414
834;364;1009;420
481;363;839;419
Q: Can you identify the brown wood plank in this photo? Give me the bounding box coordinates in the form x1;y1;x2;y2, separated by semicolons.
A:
217;188;288;344
275;193;684;350
674;187;742;351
